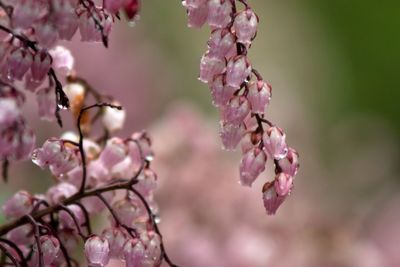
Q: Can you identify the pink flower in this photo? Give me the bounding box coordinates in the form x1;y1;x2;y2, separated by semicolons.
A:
134;168;157;196
274;172;293;196
219;122;246;150
113;197;148;228
208;28;236;59
52;0;79;40
84;236;110;267
12;0;48;29
49;46;74;75
46;182;78;204
2;190;33;218
34;21;59;48
199;53;226;84
207;0;233;28
239;148;267;187
210;74;236;107
0;98;20;128
277;147;299;177
123;231;161;267
262;182;286;215
221;95;250;126
6;225;33;245
99;137;127;169
184;3;208;28
7;47;33;81
233;9;259;45
31;50;51;82
102;227;127;259
225;55;251;89
247;80;272;114
263;126;288;160
59;204;85;231
39;235;60;266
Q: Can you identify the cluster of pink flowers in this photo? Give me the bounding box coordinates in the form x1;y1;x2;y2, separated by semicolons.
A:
1;94;167;265
182;0;299;214
0;0;140;172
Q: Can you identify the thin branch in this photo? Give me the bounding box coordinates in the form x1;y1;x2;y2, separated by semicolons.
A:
0;242;19;267
2;159;8;183
76;103;122;193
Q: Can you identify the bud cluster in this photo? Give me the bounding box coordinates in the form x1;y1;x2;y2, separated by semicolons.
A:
182;0;299;214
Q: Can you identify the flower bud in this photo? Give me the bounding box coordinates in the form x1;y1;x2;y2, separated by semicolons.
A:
263;126;288;159
46;182;78;204
84;236;110;267
185;3;208;28
59;204;85;230
210;74;236;107
207;0;232;28
262;182;286;215
51;0;79;41
247;80;271;114
277;147;299;177
199;53;226;83
7;47;33;80
104;0;128;13
274;172;293;196
6;225;33;245
233;9;258;45
49;46;75;75
221;96;250;126
226;55;251;89
31;50;51;82
39;235;60;266
239;148;267;187
102;227;127;259
219;122;245;150
208;29;236;59
99;137;127;169
2;190;33;218
102;102;126;132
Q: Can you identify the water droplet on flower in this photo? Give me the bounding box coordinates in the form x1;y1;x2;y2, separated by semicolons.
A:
57;103;68;110
128;15;140;28
154;215;161;224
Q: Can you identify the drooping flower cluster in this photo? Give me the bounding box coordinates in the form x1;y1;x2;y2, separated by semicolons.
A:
182;0;299;214
0;0;140;179
0;76;174;266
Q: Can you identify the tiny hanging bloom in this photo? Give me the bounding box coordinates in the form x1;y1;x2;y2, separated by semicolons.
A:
34;21;59;48
39;235;60;266
184;2;208;28
7;47;33;80
199;53;226;84
59;204;85;230
210;74;236;107
51;0;79;40
134;168;157;196
99;137;127;169
113;197;148;228
233;9;259;45
239;148;267;187
225;55;251;89
247;80;272;114
6;225;33;245
219;122;246;150
124;0;141;20
263;126;288;160
102;227;127;259
2;190;33;218
46;182;78;204
49;46;75;75
31;50;52;82
221;95;250;126
241;131;262;154
274;172;293;196
207;0;233;28
262;182;286;215
123;238;145;267
208;28;236;59
277;147;299;177
84;235;110;267
102;102;126;132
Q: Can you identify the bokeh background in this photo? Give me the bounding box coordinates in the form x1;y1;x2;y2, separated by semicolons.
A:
1;1;400;266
